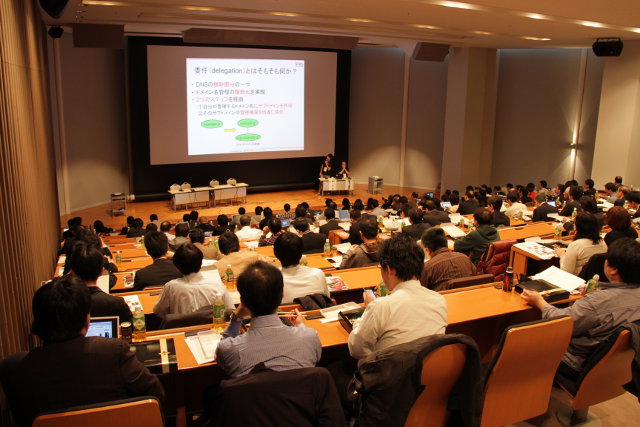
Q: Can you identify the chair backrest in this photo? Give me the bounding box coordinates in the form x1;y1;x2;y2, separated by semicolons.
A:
444;273;495;291
404;343;467;427
328;229;343;246
159;305;213;329
570;329;634;410
480;316;573;427
476;239;517;281
578;252;608;282
32;397;163;427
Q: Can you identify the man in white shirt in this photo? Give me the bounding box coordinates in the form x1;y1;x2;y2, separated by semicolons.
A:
273;232;329;304
235;215;262;241
348;234;448;360
153;243;231;318
503;193;528;217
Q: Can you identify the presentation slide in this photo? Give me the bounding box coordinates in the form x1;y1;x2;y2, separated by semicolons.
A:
186;58;305;156
147;46;336;166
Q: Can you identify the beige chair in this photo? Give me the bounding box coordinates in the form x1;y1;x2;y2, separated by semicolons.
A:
555;328;634;425
404;343;467;426
480;316;573;427
32;397;163;427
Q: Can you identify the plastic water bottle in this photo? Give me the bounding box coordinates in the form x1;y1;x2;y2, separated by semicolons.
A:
324;239;331;257
115;250;122;265
213;293;226;327
132;307;146;342
572;208;577;220
300;254;308;266
225;264;234;283
584;274;600;294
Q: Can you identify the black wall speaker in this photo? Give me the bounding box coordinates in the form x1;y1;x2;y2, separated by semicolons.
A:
592;38;623;57
39;0;69;19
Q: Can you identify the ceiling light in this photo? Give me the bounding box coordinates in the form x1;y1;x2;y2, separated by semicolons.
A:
523;13;546;20
439;1;474;10
268;11;300;17
631;28;640;33
346;18;374;23
522;36;551;41
182;6;217;12
580;21;604;28
472;30;492;35
412;24;438;30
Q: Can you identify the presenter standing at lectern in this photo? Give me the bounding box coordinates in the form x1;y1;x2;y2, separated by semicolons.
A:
319;153;334;178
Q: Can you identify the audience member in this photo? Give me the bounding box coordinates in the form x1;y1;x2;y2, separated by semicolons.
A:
189;228;221;260
292;217;326;254
347;210;363;245
0;276;164;426
420;228;474;291
532;193;558;222
133;231;183;291
119;215;134;236
259;207;274;229
169;222;190;251
368;199;386;216
348;234;447;359
213;214;233;235
92;220;113;236
319;208;342;236
149;214;161;228
626;191;640;219
604;182;618;203
153;243;230;318
277;203;295;220
188;211;199;230
560;186;583;217
522;238;640;379
422;200;449;226
160;221;175;243
251;206;264;227
503;193;527;217
457;191;480;215
454;208;499;264
340;215;380;269
274;233;329;303
216;261;321;378
69;242;131;324
402;208;430;240
196;216;214;232
126;218;144;238
554;212;607;275
583;178;596;197
258;217;284;247
216;232;272;279
487;196;510;227
235;215;262;241
604;206;638;246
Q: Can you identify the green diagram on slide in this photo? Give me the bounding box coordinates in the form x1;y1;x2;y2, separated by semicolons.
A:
200;118;261;142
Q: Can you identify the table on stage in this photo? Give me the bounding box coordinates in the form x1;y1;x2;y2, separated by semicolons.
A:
210;183;248;206
319;178;354;195
168;183;248;210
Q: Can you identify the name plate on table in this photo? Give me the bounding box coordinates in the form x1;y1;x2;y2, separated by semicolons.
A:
130;338;178;374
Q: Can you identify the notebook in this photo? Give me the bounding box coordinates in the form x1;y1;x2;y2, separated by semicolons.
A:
86;316;119;338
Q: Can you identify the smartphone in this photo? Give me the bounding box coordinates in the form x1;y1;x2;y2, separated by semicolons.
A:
366;289;377;300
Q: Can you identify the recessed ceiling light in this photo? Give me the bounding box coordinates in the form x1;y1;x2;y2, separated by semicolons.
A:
439;1;474;10
412;24;438;30
268;11;300;17
182;6;217;12
631;28;640;33
523;13;546;20
472;30;492;35
522;36;551;41
84;1;122;5
346;18;374;23
580;21;604;28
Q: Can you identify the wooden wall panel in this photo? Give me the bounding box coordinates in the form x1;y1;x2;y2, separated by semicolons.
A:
0;0;60;358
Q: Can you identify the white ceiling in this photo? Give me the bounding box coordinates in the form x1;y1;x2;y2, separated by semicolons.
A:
44;0;640;49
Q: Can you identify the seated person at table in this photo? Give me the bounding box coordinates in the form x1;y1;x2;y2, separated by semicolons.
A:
339;215;380;269
169;222;190;251
319;208;343;236
368;198;386;216
230;207;245;228
422;200;449;226
420;228;475;291
604;206;638;246
216;261;321;378
216;232;272;279
126;218;145;238
604;182;618;203
160;221;175;243
259;207;274;230
274;232;329;304
457;190;480;215
402;208;430;240
277;203;296;220
347;210;363;245
554;212;607;276
69;242;131;324
583;178;597;197
626;191;640;219
532;193;558;222
0;276;164;426
522;238;640;379
292;217;326;254
188;210;199;230
454;208;499;264
348;234;447;359
503;193;528;218
560;186;583;217
189;228;221;260
235;215;262;241
119;215;134;236
213;214;233;236
487;196;510;227
196;216;214;233
251;206;263;227
258;217;284;247
153;243;231;318
133;231;182;291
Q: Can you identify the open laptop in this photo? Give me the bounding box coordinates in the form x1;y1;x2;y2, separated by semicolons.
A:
280;218;291;228
86;316;119;339
337;210;350;221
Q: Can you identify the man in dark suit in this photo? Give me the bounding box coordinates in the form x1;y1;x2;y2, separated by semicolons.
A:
422;200;449;226
69;242;131;324
133;231;183;291
169;222;191;251
0;276;164;427
560;186;583;217
348;210;363;245
457;191;480;215
488;197;510;227
319;208;342;236
532;193;559;222
293;217;327;254
402;208;430;240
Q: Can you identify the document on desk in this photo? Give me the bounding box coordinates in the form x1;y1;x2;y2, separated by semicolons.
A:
123;295;142;313
320;302;361;323
514;242;556;260
334;243;352;254
326;256;343;268
532;266;585;293
440;223;467;239
185;330;221;364
244;240;259;249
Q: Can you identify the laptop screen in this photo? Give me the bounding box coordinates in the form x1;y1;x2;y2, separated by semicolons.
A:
86;316;119;338
280;218;291;228
441;201;452;209
338;210;350;221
